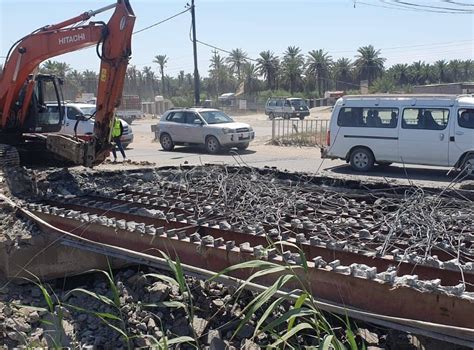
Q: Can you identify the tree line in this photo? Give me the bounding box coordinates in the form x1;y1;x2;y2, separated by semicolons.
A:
29;44;474;106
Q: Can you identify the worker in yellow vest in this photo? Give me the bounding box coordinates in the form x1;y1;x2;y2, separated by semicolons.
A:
111;116;127;162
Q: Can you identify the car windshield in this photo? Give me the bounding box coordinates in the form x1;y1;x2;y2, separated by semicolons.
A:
200;110;234;124
79;106;96;115
290;99;307;108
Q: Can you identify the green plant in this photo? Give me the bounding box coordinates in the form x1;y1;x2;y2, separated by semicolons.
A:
66;267;133;347
210;241;364;349
15;276;67;349
143;251;198;348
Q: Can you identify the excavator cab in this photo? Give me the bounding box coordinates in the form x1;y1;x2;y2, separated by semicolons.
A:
21;74;64;133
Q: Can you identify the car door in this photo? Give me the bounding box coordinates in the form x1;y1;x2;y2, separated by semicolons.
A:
398;107;450;166
183;112;205;143
276;99;284;117
449;108;474;166
64;106;92;135
164;111;186;142
61;106;74;134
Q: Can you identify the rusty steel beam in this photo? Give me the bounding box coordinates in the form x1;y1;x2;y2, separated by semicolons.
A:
42;199;474;291
31;210;474;330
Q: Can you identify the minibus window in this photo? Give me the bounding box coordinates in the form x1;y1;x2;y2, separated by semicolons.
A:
458;109;474;129
337;107;398;128
402;108;449;130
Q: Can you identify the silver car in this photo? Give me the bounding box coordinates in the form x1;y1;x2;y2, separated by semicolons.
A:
155;108;255;154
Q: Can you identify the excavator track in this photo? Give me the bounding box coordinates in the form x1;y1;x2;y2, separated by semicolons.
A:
0;144;20;169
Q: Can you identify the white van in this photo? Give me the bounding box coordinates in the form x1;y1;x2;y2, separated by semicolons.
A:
46;102;134;148
265;97;310;120
322;94;474;173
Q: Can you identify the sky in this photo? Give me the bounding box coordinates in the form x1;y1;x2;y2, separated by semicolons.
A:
1;0;473;78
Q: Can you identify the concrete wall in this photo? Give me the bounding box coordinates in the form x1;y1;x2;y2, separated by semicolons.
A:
413;83;474;95
141;100;174;116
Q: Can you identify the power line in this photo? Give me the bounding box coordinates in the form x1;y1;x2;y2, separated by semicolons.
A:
329;40;473;54
357;0;474;13
384;0;473;13
196;39;259;62
133;8;190;35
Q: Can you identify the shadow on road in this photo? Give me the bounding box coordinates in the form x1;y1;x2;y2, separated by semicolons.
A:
325;164;463;183
158;146;257;157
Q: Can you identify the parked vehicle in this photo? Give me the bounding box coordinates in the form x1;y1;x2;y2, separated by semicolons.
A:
116;95;143;124
155;108;255;154
265;97;310;120
46;103;134;148
82;94;142;124
322;94;474;174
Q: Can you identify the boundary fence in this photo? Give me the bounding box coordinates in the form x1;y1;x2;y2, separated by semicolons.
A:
271;118;329;147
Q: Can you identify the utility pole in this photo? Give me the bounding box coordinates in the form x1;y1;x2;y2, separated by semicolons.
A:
191;0;200;106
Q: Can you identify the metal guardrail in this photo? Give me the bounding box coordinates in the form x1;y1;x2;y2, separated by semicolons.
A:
271;118;329;147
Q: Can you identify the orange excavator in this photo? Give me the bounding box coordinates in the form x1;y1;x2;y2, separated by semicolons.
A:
0;0;135;167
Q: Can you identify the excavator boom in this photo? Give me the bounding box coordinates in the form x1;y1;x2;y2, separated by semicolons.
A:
0;1;135;166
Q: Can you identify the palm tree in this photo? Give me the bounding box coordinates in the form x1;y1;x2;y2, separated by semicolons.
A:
448;59;462;83
461;59;473;81
178;70;185;88
256;50;279;90
65;69;84;100
306;49;333;97
226;48;248;80
354;45;385;85
282;46;304;94
125;65;139;95
40;60;71;78
408;61;425;85
153;54;168;95
82;70;98;93
209;50;228;97
242;63;259;96
390;63;409;86
434;60;449;83
142;66;157;100
332;58;353;91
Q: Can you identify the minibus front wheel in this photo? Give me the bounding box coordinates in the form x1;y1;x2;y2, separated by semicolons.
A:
349;147;374;172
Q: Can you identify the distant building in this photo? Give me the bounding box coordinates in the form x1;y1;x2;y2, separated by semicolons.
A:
141;96;173;116
413;82;474;95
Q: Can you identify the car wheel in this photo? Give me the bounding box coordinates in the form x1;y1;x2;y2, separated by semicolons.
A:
299;116;305;120
237;143;249;151
206;136;221;154
461;154;474;176
350;147;374;172
269;112;275;120
160;133;174;151
284;113;291;120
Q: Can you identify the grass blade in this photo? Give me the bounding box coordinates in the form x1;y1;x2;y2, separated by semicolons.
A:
287;292;307;332
143;301;186;309
261;308;313;334
270;322;313;348
234;274;294;338
67;288;116;308
254;296;286;336
144;273;179;286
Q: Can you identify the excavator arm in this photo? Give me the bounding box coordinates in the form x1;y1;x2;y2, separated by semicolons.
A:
0;0;135;166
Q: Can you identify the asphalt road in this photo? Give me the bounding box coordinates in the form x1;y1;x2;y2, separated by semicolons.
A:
99;115;472;189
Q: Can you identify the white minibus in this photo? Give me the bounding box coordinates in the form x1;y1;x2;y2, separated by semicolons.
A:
322;94;474;173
